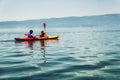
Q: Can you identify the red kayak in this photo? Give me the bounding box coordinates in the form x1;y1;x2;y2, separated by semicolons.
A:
15;36;59;41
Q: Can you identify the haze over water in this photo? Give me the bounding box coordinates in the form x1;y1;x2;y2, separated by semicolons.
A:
0;27;120;80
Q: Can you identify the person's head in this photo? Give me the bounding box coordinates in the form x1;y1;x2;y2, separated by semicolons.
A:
41;30;44;33
29;30;33;34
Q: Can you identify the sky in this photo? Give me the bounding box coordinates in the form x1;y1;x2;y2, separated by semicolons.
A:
0;0;120;21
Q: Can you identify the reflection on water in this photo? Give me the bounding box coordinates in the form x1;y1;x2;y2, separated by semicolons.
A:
15;40;59;63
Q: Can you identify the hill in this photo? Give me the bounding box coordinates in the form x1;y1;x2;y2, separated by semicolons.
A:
0;14;120;28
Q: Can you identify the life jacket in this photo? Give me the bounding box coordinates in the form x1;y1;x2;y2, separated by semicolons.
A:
28;32;33;38
40;32;45;37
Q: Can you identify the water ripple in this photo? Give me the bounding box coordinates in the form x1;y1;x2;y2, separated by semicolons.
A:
0;28;120;80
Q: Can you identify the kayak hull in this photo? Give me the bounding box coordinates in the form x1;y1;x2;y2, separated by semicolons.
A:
15;36;59;41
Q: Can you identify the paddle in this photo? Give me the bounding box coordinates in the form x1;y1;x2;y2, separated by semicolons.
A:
43;23;46;31
43;23;47;36
24;33;37;38
24;33;28;37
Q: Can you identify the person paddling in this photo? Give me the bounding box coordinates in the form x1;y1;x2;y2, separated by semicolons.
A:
39;23;47;37
28;30;34;38
40;30;45;37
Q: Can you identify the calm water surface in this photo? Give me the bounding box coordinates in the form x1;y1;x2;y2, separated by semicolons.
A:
0;27;120;80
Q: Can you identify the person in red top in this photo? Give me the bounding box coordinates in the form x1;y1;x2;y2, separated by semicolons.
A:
40;30;45;37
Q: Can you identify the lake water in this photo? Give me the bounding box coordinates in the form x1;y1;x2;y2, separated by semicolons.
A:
0;27;120;80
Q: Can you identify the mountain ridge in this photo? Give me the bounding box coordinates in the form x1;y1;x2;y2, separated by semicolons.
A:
0;14;120;28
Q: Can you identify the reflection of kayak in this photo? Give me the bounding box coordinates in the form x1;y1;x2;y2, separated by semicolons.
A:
15;36;59;41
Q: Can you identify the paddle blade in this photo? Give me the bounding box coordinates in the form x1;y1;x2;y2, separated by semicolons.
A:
43;23;46;31
24;34;28;37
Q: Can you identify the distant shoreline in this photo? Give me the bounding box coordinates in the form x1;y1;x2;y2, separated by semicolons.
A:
0;14;120;28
